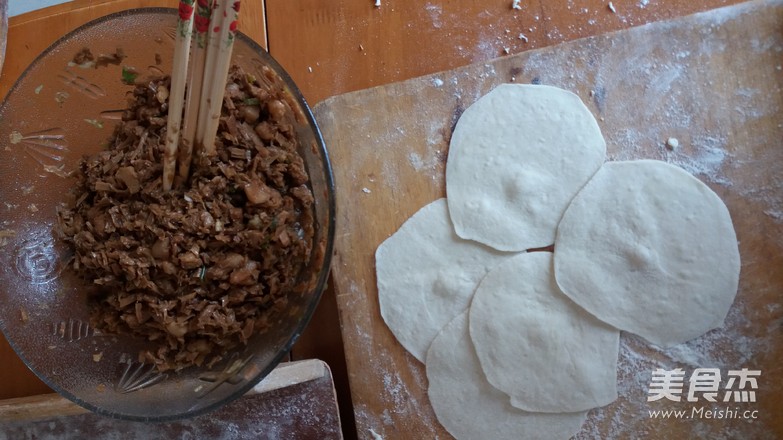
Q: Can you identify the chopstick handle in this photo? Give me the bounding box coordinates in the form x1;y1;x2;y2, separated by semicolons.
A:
162;0;196;191
176;0;215;187
196;0;241;157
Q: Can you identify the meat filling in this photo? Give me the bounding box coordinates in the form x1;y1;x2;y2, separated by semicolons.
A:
57;65;315;372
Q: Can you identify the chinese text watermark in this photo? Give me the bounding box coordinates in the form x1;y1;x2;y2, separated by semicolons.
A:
647;368;760;403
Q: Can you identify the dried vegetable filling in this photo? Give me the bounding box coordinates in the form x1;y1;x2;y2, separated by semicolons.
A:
57;65;315;372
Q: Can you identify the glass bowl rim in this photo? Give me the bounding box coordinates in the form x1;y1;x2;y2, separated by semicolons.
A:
0;6;337;422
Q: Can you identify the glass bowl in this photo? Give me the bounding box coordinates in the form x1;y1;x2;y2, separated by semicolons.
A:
0;8;335;421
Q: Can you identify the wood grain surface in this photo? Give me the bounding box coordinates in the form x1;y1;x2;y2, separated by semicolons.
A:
0;0;266;100
315;0;783;438
266;0;741;105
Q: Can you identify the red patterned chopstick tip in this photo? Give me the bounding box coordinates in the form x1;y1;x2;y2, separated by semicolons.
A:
194;0;213;35
178;0;195;22
195;15;210;33
228;1;241;37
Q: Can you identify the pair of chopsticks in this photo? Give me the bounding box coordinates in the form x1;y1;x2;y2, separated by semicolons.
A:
162;0;242;191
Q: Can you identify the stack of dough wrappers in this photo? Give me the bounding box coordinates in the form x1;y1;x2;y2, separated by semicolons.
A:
375;84;740;440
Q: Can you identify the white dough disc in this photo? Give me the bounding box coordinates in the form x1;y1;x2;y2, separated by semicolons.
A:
553;160;741;348
376;198;510;362
427;312;588;440
446;84;606;252
469;252;619;413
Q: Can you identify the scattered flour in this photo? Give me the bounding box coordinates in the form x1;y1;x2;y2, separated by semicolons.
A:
665;134;732;186
576;297;778;439
340;1;783;437
763;209;783;221
0;387;341;440
424;3;443;29
407;148;445;181
742;176;783;225
690;0;769;28
408;152;426;171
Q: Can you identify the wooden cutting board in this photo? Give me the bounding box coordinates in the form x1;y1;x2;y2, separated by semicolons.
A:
314;0;783;438
0;360;343;439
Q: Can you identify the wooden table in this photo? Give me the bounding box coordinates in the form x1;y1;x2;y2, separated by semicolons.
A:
1;1;743;438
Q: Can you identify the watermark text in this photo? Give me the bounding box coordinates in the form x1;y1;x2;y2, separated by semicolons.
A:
649;406;759;420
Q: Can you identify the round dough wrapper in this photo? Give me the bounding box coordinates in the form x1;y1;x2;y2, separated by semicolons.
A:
427;312;587;440
469;252;619;413
553;159;741;348
446;84;606;252
376;198;510;362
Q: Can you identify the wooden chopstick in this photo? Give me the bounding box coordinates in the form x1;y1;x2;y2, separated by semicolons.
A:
163;0;242;191
195;0;241;158
162;0;196;191
176;0;214;187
